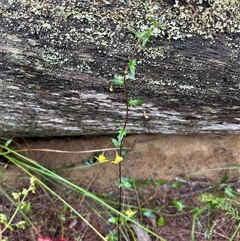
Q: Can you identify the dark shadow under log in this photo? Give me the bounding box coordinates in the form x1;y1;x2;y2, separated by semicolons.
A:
0;0;239;137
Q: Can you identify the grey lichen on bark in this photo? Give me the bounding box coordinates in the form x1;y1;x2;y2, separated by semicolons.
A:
0;0;239;136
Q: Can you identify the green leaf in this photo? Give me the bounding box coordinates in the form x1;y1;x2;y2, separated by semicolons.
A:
214;173;229;190
193;207;202;217
4;139;12;147
16;221;26;229
30;177;35;186
143;209;156;219
220;173;229;184
12;192;21;200
171;181;182;189
126;73;135;80
128;27;142;40
110;76;124;85
157;216;165;227
224;186;238;198
172;199;184;211
108;216;118;224
119;177;132;188
111;138;121;148
106;231;118;241
142;179;151;186
128;98;143;107
21;188;28;195
21;202;31;213
58;214;66;222
129;59;136;79
155;179;167;186
120;149;127;157
142;28;152;46
0;214;7;223
117;128;127;142
83;157;96;166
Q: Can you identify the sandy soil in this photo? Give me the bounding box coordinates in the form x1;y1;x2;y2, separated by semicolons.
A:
4;134;240;190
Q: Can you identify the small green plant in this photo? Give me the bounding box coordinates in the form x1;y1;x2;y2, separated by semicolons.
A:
0;177;36;239
200;193;240;221
89;17;161;240
189;175;240;241
202;192;240;240
172;199;185;212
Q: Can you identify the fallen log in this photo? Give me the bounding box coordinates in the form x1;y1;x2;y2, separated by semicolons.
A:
0;0;239;137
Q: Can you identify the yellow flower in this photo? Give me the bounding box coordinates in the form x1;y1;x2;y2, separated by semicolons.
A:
95;153;108;163
125;209;137;217
111;153;123;164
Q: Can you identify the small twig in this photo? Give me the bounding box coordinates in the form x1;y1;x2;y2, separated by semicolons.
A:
16;147;129;154
178;179;240;198
131;224;152;241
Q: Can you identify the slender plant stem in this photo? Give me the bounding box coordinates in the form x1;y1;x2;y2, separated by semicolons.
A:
117;31;150;240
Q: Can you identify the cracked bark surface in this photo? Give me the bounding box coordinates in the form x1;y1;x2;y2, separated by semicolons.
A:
0;0;239;137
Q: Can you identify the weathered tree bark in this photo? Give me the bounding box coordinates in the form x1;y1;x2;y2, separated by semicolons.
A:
0;0;240;137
